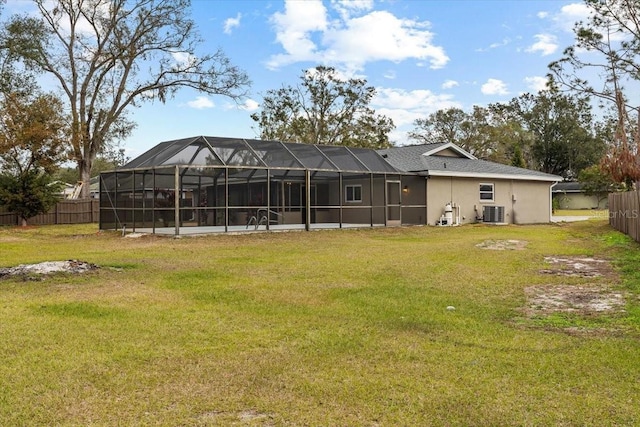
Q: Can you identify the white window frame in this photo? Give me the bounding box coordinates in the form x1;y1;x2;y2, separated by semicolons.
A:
479;183;494;202
345;184;362;203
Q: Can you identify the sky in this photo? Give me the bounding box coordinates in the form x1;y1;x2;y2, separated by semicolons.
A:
5;0;592;160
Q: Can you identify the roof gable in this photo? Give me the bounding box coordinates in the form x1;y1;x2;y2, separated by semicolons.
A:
422;142;476;159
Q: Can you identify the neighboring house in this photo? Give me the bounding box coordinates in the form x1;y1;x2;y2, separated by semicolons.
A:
378;142;562;225
57;182;77;199
99;136;561;235
89;176;100;199
552;181;608;210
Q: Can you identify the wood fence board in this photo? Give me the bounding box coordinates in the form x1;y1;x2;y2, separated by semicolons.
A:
0;199;99;226
609;191;640;243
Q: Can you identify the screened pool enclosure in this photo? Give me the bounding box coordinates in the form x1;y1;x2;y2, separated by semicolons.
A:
99;136;427;235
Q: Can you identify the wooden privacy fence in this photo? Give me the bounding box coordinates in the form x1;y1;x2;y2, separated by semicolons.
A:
0;199;99;226
609;191;640;243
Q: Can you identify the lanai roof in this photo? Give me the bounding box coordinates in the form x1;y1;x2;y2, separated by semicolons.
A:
120;136;561;182
122;135;399;174
378;143;562;182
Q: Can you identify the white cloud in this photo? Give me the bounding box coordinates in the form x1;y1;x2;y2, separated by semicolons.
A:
383;70;396;80
442;80;459;89
526;33;558;56
476;38;510;52
481;79;509;96
223;99;260;112
241;99;260;111
267;0;328;67
224;13;242;35
267;1;448;73
524;76;549;93
172;52;196;67
330;0;373;20
526;34;558;56
373;87;460;128
556;3;591;31
552;2;628;46
30;0;111;38
187;96;215;109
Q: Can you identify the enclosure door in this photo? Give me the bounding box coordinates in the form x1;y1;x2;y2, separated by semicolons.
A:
279;180;312;224
386;180;401;226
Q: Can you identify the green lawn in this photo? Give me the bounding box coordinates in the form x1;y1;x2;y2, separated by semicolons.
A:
554;209;609;218
1;221;639;426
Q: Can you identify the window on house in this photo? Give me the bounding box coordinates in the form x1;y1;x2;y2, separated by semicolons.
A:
345;184;362;203
479;183;494;202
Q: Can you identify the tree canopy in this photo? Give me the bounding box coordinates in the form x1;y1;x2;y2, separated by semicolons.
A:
0;91;68;225
3;0;250;197
505;91;604;179
408;105;533;165
251;66;394;149
409;90;604;179
549;0;640;188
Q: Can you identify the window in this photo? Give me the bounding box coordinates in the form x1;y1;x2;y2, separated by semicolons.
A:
345;184;362;203
479;183;494;202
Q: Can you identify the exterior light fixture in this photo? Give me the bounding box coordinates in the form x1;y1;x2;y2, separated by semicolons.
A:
402;185;409;193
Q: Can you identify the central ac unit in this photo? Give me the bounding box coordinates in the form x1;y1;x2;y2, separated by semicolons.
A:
483;206;505;223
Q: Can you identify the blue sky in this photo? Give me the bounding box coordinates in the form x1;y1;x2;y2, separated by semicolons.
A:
6;0;592;159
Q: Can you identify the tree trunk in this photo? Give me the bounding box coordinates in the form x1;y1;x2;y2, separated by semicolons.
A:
79;161;92;199
20;217;27;227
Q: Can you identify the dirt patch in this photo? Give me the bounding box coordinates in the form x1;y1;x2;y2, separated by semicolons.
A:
0;260;98;280
523;284;626;316
521;255;628;330
197;410;274;425
476;239;528;250
540;256;612;278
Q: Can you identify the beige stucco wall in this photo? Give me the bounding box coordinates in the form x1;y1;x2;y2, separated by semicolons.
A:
426;177;554;225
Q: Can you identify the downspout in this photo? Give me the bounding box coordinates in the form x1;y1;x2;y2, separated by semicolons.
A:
550;181;558;222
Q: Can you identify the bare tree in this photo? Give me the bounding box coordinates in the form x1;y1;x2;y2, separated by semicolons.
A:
4;0;250;197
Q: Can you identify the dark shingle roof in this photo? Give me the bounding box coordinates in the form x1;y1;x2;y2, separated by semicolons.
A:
553;181;583;192
378;143;449;171
378;144;561;182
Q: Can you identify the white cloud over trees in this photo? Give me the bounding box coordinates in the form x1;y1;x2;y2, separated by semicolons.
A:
266;0;448;73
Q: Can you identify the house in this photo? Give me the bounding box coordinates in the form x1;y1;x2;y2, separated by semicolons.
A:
98;136;561;235
552;181;608;210
378;142;562;225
